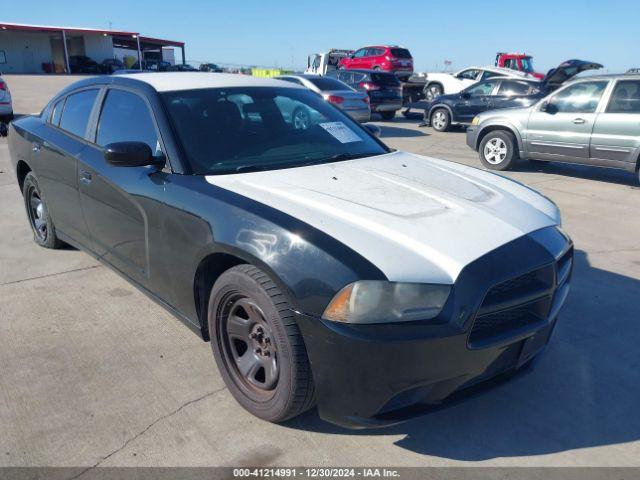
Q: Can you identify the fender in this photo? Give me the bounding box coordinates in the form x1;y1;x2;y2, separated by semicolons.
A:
476;120;525;152
428;103;455;122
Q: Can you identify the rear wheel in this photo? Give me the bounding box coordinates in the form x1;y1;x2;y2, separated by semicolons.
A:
479;130;518;170
208;265;315;423
424;83;443;102
380;110;396;121
373;66;381;71
431;108;450;132
22;172;63;249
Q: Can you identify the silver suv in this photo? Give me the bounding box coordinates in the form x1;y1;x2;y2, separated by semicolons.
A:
466;74;640;183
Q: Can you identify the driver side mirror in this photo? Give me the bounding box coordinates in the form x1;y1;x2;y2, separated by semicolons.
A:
363;123;381;137
540;101;557;114
104;142;163;168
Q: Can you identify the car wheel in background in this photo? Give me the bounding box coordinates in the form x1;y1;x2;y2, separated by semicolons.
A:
22;172;64;249
424;83;443;102
479;131;518;170
292;107;311;130
208;265;316;423
431;108;450;132
380;110;396;121
373;66;381;71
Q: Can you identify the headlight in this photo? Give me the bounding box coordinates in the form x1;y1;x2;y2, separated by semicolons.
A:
322;281;451;324
471;116;480;125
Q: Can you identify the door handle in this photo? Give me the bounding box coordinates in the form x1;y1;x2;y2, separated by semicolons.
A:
31;143;41;153
573;118;586;124
79;169;92;185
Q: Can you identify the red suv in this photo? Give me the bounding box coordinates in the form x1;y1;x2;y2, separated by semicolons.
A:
339;46;413;80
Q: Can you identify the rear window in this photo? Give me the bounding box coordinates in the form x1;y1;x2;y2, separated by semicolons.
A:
59;89;99;138
370;73;401;87
307;77;352;91
390;48;412;59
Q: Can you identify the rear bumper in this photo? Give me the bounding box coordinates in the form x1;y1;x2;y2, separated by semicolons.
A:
294;227;573;429
371;100;402;112
342;108;371;123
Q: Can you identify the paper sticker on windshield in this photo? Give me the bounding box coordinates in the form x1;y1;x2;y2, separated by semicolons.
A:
319;122;362;143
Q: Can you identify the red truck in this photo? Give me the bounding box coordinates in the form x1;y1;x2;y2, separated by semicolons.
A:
495;52;544;79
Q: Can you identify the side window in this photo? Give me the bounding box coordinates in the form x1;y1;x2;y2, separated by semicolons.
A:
497;81;533;96
547;81;608;114
96;89;161;155
458;69;480;80
50;98;66;126
606;80;640;113
352;73;366;84
353;49;367;58
480;70;504;81
339;71;354;84
466;80;498;96
59;89;99;138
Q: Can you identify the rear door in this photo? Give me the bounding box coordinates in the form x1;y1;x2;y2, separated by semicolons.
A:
589;79;640;170
525;80;609;162
77;87;167;286
32;89;99;248
455;79;499;122
492;80;542;110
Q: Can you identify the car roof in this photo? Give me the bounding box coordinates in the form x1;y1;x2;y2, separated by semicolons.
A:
114;72;304;92
570;73;640;82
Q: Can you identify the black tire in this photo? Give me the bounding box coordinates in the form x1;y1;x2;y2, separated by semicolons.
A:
373;66;381;71
424;83;443;102
529;159;549;165
0;112;13;123
22;171;64;249
430;108;450;132
380;110;396;121
478;130;518;171
208;265;315;423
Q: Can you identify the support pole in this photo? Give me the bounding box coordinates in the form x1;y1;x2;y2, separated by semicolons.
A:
181;46;185;65
62;30;70;74
136;35;142;70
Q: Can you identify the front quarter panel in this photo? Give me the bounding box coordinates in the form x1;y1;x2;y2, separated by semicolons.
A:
161;175;386;327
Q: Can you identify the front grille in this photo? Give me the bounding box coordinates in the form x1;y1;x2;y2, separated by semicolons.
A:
468;264;556;348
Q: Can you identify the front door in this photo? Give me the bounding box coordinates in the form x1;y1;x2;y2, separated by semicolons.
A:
78;87;166;286
525;80;609;162
589;79;640;170
455;79;499;123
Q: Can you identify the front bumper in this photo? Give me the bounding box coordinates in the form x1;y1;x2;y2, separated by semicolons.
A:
466;125;479;150
295;227;573;429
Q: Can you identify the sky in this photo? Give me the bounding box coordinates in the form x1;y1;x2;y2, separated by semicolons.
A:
3;0;638;73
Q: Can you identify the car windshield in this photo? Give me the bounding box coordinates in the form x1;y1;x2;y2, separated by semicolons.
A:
307;77;352;91
161;87;388;175
521;57;534;72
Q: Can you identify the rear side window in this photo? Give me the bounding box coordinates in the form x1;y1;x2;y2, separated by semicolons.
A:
390;48;412;59
606;80;640;113
59;89;99;138
370;73;401;87
50;99;65;126
96;89;160;154
497;81;539;96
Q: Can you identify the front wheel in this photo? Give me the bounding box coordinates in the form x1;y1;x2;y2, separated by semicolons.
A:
479;131;518;170
430;108;450;132
22;172;64;249
208;265;315;423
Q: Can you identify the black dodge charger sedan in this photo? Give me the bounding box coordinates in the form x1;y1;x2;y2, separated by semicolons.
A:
8;73;572;428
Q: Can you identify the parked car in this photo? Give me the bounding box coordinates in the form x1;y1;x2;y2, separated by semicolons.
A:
421;66;532;102
276;74;370;122
305;49;353;76
8;72;572;428
131;60;172;72
0;74;13;123
200;63;224;72
338;46;413;80
100;58;125;74
466;73;640;182
170;63;199;72
424;60;603;131
328;69;402;120
69;55;100;74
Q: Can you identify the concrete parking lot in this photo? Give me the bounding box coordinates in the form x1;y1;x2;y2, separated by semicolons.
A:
1;75;639;468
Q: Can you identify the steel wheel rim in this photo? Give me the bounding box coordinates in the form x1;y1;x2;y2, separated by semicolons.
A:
219;294;279;397
427;85;441;101
293;109;309;130
483;137;508;164
27;187;47;241
432;111;447;130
